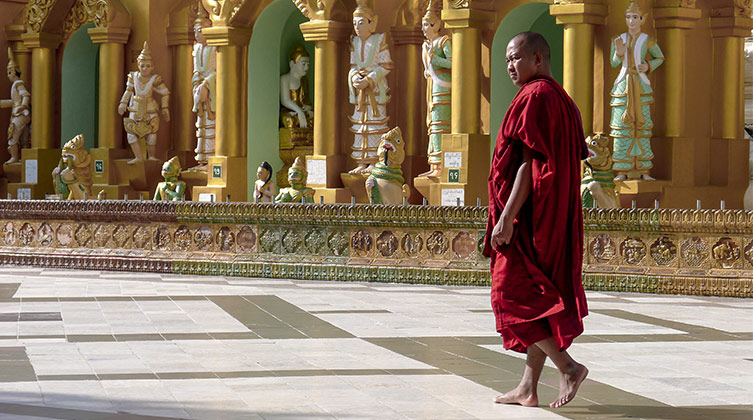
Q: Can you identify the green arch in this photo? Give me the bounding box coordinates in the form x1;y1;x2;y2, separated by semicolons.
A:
490;3;563;154
247;0;314;200
61;23;99;150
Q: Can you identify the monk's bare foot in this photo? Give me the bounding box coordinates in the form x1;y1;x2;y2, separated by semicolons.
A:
550;363;588;408
493;387;538;407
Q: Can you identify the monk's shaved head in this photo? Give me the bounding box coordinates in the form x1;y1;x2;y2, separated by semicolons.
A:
512;32;550;63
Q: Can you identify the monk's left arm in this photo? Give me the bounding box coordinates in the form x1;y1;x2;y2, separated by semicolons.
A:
491;146;532;247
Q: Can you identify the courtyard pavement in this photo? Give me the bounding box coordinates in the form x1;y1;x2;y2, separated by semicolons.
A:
0;266;748;419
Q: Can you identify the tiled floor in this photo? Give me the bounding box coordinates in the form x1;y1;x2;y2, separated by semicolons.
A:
0;267;749;419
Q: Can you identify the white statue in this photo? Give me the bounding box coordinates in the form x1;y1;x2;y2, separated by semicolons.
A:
280;45;313;129
347;0;392;174
0;48;30;164
191;5;217;171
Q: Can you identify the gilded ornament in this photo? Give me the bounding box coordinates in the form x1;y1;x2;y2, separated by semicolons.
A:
131;225;150;249
63;0;88;39
590;234;617;263
153;226;172;250
712;238;740;269
55;224;73;247
650;236;676;266
680;236;709;267
85;0;109;27
304;228;326;254
174;225;192;251
351;229;373;256
281;229;302;254
74;224;91;247
203;0;244;25
744;240;753;267
194;226;214;251
734;0;753;17
93;224;111;248
620;237;647;265
328;231;349;256
426;231;449;256
2;222;16;246
401;232;423;257
376;231;398;257
452;231;475;260
38;223;54;247
216;227;235;252
26;0;55;33
19;223;34;246
236;226;256;253
448;0;469;8
111;224;129;248
259;228;281;253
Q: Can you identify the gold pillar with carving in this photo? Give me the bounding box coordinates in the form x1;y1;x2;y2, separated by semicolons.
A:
391;25;426;204
88;27;129;150
709;6;753;195
549;1;607;136
8;32;61;199
192;26;250;202
166;24;198;167
651;3;701;186
300;20;351;203
414;3;492;206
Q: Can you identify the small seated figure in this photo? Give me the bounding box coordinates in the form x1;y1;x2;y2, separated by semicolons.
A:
581;134;619;208
280;45;313;129
153;156;186;201
52;134;92;200
366;126;410;205
275;157;314;203
254;161;276;203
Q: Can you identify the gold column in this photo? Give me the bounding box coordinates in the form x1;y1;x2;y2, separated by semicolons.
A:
22;32;61;150
300;20;352;203
550;1;607;136
710;10;753;191
88;27;129;150
192;25;251;202
391;26;426;203
166;26;196;156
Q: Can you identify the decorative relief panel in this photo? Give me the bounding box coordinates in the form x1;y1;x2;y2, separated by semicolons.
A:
3;222;16;246
328;230;349;256
153;225;172;251
236;226;256;253
217;227;235;252
590;233;617;264
56;223;72;247
620;236;647;265
680;236;709;268
194;225;214;251
452;231;476;260
19;223;35;246
74;224;91;247
426;231;449;257
376;231;398;258
712;237;740;269
351;229;373;257
112;224;128;248
38;223;54;247
650;236;677;266
401;232;423;258
174;225;192;252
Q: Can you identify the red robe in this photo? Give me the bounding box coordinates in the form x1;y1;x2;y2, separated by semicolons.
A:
483;76;588;353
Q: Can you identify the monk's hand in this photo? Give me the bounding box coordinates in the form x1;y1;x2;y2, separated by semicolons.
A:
491;214;514;249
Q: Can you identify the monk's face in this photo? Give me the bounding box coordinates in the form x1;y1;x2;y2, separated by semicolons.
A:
506;37;542;87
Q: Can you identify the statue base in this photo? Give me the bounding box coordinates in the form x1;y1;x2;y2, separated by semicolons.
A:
312;188;353;204
180;170;209;202
340;173;369;203
7;148;60;199
192;156;247;202
91;185;151;201
616;180;670;208
413;176;440;204
88;148;162;200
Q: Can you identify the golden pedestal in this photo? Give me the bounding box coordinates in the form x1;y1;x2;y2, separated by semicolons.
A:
340;173;369;203
616;180;670;208
88;148;161;200
306;154;350;204
415;133;490;206
278;128;313;189
192;156;247;202
7;148;60;199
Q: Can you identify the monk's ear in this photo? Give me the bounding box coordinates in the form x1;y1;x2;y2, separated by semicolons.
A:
534;51;543;67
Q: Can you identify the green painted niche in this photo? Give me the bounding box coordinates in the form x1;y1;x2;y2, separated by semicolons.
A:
490;3;563;156
61;23;99;150
247;0;314;201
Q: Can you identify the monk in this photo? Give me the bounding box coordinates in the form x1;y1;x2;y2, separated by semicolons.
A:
483;32;589;409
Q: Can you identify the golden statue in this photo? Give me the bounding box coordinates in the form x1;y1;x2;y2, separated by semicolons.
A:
348;0;392;174
52;134;92;200
153;156;187;201
280;45;313;129
254;161;276;203
0;48;30;164
365;127;410;205
118;42;171;164
610;1;664;181
418;0;451;178
191;4;216;171
275;157;314;203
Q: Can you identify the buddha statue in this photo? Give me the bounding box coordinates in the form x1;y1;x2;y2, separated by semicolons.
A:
153;156;187;201
0;48;30;164
118;42;171;164
254;161;276;203
191;4;217;171
275;157;314;203
610;1;664;181
347;0;392;175
280;45;313;129
418;0;451;179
